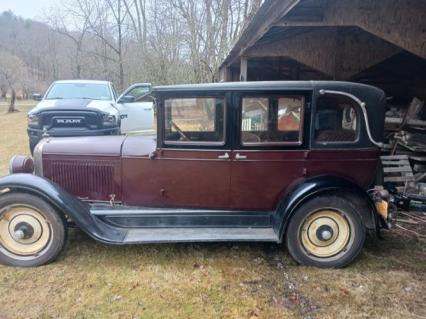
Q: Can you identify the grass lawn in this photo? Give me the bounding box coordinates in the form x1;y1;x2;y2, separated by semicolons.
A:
0;101;425;318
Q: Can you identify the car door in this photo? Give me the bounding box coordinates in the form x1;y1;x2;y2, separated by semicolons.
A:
116;83;154;134
230;92;309;211
123;93;232;209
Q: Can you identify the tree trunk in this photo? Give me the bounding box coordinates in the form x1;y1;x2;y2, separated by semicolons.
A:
0;87;6;100
8;88;16;113
119;60;124;90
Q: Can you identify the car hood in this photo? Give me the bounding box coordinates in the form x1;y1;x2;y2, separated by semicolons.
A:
31;99;117;114
39;134;157;157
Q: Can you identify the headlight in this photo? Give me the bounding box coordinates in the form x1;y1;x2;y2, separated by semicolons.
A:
9;155;34;174
102;114;117;127
28;114;40;127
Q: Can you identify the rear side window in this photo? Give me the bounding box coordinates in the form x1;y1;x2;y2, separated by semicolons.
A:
164;97;225;144
241;96;304;145
314;95;359;144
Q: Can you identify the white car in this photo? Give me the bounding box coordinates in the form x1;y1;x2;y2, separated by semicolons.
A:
27;80;154;152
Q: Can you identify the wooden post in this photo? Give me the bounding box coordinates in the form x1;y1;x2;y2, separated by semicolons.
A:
240;57;248;81
219;66;230;82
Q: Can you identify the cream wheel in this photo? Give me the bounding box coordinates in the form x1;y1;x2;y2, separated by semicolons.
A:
300;210;351;258
286;196;365;268
0;193;66;267
0;205;52;257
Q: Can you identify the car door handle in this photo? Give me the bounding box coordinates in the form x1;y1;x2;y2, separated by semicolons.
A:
235;153;247;160
218;152;230;160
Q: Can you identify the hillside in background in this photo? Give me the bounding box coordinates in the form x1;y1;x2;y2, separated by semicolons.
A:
0;10;116;95
0;0;262;99
0;11;60;94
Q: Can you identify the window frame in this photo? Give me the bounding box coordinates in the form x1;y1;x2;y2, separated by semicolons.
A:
162;95;227;147
312;94;361;147
109;83;117;100
239;94;305;147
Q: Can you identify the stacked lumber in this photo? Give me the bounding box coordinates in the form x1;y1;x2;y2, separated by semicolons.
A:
383;97;426;201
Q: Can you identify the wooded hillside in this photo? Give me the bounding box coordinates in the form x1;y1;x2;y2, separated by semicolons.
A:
0;0;263;102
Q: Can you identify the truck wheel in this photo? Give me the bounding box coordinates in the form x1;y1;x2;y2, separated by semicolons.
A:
285;196;365;268
0;193;67;267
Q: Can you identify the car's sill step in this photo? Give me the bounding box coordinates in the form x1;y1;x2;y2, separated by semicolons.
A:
124;227;278;243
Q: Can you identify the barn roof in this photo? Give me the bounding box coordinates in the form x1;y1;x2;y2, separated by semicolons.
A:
221;0;300;67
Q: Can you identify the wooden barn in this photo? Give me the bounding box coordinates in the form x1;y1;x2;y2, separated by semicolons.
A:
219;0;426;104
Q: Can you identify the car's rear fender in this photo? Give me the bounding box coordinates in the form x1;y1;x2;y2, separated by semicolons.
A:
0;174;125;243
274;175;378;242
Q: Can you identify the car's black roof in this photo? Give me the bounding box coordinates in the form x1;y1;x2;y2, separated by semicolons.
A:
152;81;386;143
153;81;382;95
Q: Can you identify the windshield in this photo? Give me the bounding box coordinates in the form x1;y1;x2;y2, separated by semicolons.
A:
45;83;113;101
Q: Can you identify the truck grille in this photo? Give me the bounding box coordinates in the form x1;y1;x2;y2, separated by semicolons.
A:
39;110;102;129
44;159;120;200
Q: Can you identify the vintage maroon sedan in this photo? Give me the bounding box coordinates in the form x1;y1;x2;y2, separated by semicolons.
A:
0;81;391;268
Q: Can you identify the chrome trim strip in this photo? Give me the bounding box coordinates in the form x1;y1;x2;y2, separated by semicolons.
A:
163;141;226;146
90;208;274;216
319;89;384;148
157;148;232;152
33;139;47;176
241;141;303;146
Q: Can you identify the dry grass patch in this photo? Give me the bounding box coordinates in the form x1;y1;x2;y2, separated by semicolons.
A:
0;101;34;176
0;101;425;318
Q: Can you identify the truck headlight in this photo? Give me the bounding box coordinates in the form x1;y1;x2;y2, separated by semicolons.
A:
103;114;117;127
28;114;40;127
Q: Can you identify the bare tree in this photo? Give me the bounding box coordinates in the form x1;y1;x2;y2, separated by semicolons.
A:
77;0;131;89
123;0;147;46
0;83;7;100
0;50;27;112
242;0;262;28
47;1;91;79
167;0;262;82
0;0;264;91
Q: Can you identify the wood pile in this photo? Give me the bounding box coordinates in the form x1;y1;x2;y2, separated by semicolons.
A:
382;97;426;205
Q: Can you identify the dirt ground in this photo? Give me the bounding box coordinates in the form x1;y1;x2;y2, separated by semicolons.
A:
0;101;425;319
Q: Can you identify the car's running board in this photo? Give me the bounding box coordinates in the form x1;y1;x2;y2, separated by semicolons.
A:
124;227;278;243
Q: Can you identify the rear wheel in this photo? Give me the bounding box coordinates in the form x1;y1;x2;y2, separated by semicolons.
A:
0;193;67;267
286;196;365;268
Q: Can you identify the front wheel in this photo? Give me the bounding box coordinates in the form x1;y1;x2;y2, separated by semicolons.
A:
286;196;365;268
0;193;67;267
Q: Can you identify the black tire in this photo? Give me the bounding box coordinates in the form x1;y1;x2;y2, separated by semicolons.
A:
285;195;365;268
0;192;67;267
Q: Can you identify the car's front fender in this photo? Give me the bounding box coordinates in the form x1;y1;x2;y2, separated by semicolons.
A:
0;174;125;243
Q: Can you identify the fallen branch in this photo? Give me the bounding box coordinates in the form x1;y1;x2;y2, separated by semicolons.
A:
397;211;426;223
396;219;419;225
395;224;426;240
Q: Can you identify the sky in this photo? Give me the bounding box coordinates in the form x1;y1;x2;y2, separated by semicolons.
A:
0;0;56;21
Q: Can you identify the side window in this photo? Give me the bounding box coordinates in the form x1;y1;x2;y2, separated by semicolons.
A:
315;95;359;143
241;96;304;145
125;86;151;102
164;97;225;144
